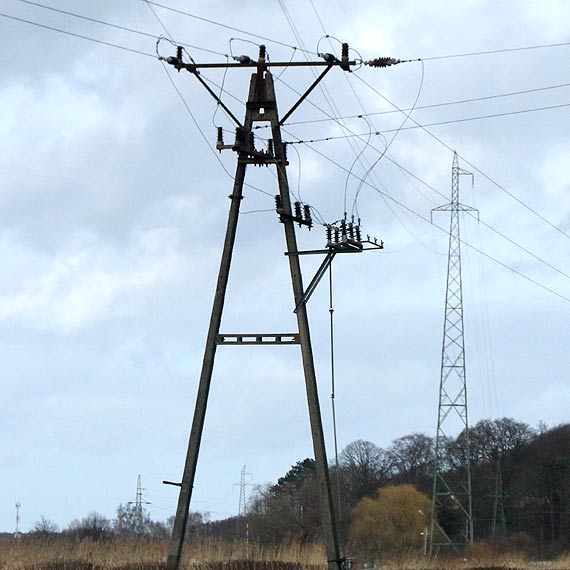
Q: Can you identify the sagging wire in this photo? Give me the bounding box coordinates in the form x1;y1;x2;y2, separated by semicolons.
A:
343;115;375;216
316;33;364;69
274;47;298;81
351;60;425;215
212;55;231;127
288;143;304;205
229;36;262;62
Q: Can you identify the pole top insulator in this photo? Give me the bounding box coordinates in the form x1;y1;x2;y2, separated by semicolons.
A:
365;57;401;68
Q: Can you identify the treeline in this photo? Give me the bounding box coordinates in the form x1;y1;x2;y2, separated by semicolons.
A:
201;419;570;557
28;506;205;541
26;419;570;559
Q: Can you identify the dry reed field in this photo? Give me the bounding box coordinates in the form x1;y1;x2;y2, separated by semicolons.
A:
2;538;570;570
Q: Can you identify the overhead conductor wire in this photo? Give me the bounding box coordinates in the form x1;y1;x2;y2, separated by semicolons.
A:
284;127;570;304
276;68;570;284
351;72;570;241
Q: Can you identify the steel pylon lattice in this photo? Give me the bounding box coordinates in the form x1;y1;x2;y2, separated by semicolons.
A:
430;151;477;553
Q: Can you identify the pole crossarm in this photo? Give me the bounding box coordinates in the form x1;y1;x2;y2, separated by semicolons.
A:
216;333;300;345
164;42;402;129
165;59;359;70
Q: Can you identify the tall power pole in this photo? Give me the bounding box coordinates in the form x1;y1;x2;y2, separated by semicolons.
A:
430;151;477;552
160;44;395;570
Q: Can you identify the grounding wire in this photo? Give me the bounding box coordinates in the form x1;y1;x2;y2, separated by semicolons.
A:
352;72;570;242
328;261;344;540
285;130;570;304
276;7;355;535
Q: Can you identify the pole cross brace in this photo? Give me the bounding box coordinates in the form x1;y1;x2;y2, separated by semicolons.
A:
216;333;300;345
294;250;336;313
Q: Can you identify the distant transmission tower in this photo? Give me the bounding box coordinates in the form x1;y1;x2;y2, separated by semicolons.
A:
236;465;253;518
430;151;477;552
129;474;151;535
14;502;21;539
491;458;507;537
233;465;253;544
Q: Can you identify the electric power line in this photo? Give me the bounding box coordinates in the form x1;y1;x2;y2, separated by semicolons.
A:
282;129;570;304
267;81;570;128
138;0;317;55
284;102;570;144
0;11;156;57
273;70;570;282
419;40;570;61
352;72;570;242
12;0;229;57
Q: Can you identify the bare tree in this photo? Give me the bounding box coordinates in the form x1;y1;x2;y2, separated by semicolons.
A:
339;440;391;505
388;433;434;484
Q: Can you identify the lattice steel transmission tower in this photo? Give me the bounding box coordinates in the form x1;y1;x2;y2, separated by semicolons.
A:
430;151;477;552
129;474;151;535
236;465;253;518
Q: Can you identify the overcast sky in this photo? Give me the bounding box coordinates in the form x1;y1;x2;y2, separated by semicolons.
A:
1;0;569;532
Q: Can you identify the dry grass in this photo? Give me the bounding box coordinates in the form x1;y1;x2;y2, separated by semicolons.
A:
1;537;570;570
0;537;325;570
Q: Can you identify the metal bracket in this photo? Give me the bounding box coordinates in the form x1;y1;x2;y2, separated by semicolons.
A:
294;250;336;313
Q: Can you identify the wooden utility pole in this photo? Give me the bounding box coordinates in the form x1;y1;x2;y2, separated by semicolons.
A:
161;44;395;570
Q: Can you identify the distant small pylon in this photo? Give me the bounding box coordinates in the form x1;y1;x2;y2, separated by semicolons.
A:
128;475;151;535
15;502;21;539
